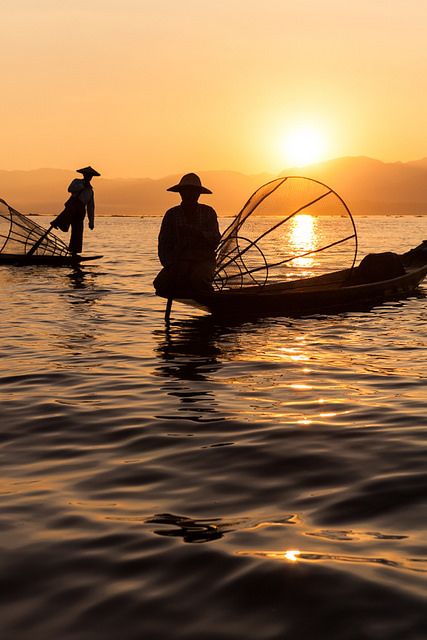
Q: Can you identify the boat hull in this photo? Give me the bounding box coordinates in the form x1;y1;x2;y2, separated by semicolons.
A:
173;248;427;318
0;254;103;266
195;268;427;317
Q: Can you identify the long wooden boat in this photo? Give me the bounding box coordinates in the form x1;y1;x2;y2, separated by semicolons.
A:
0;198;102;267
155;177;427;320
174;243;427;319
0;253;103;266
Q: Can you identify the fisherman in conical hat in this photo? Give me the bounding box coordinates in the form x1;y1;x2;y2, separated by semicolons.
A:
51;165;101;255
154;173;221;298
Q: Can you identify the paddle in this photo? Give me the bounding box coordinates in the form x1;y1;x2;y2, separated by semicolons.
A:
26;224;54;257
165;298;173;322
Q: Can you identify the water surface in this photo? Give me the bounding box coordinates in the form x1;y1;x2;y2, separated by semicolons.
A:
1;216;426;640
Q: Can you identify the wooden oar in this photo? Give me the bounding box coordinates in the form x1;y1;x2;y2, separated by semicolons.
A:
165;298;173;322
26;224;54;256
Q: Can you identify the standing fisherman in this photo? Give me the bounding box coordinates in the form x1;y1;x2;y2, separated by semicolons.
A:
51;166;100;255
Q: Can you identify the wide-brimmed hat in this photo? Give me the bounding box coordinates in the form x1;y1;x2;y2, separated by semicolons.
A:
167;173;212;194
77;166;101;177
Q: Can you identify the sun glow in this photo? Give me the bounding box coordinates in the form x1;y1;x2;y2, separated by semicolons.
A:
282;126;327;167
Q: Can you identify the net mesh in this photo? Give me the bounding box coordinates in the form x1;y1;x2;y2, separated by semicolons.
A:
0;199;70;257
214;176;357;290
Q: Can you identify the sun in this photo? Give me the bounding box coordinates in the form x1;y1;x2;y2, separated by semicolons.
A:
281;125;327;168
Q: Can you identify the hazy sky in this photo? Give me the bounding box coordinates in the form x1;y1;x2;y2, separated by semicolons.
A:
1;0;426;177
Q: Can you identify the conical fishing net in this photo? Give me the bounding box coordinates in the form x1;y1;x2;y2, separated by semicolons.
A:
214;176;358;290
0;198;70;257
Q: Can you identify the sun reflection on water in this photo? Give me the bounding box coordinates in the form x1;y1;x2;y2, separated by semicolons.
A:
289;214;316;268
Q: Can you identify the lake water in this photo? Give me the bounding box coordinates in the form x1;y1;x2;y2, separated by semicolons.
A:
1;215;426;640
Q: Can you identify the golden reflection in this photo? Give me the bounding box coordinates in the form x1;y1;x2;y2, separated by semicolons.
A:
284;550;301;562
289;214;316;268
277;347;309;362
238;549;419;572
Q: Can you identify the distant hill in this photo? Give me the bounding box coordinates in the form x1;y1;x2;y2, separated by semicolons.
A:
0;168;270;216
287;157;427;215
1;157;427;216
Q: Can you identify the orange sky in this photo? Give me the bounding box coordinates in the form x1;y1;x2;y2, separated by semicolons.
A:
1;0;426;178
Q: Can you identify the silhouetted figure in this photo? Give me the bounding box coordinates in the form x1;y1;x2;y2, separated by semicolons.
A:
51;166;100;255
154;173;221;298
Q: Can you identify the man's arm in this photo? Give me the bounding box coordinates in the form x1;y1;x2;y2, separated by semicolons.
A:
203;208;221;249
87;193;95;229
158;210;175;267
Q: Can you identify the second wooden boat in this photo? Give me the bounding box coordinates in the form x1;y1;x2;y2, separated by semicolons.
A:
0;198;102;266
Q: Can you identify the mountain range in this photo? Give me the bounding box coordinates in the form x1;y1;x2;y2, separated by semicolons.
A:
1;156;427;216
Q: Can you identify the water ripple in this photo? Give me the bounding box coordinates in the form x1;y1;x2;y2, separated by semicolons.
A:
1;217;427;639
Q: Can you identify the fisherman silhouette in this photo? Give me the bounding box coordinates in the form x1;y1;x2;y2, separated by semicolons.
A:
51;166;100;255
153;173;221;299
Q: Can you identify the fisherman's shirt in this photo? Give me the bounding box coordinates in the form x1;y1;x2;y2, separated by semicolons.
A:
68;178;95;226
158;203;220;268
